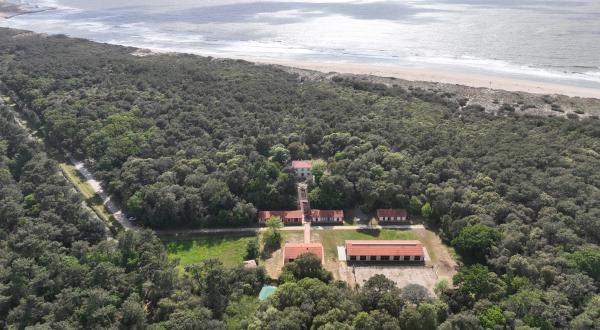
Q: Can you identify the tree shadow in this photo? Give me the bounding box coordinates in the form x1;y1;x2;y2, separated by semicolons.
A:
356;229;382;237
86;193;104;205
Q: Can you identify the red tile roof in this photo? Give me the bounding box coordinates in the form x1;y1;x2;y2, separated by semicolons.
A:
292;160;313;169
345;240;424;257
259;210;303;221
283;243;324;262
377;208;408;218
311;209;344;218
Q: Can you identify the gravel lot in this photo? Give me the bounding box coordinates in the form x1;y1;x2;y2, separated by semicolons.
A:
346;264;439;292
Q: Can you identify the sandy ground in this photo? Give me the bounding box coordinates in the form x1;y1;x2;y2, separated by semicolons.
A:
256;58;600;99
336;237;455;293
131;48;600;116
265;60;600;118
129;47;600;100
413;228;458;282
350;265;439;293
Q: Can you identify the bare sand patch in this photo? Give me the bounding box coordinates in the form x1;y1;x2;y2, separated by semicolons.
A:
350;265;439;293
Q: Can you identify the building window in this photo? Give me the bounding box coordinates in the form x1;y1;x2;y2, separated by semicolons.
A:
393;256;400;261
370;256;377;261
381;256;390;261
350;256;356;261
404;256;410;261
414;256;421;261
360;256;367;261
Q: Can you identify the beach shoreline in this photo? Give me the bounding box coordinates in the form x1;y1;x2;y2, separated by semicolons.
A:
132;47;600;99
1;7;598;99
133;48;600;115
251;58;600;99
2;25;600;115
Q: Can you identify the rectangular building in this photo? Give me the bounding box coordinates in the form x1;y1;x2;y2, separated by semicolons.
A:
258;210;303;225
345;240;424;262
283;243;324;264
377;208;408;222
292;160;313;178
311;209;344;223
259;209;344;225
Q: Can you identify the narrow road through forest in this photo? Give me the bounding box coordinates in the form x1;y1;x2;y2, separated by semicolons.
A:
66;153;136;230
3;92;425;237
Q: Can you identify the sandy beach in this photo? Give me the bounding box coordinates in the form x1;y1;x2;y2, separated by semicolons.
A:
254;59;600;99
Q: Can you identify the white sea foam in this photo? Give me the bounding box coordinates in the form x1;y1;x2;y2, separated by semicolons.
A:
1;0;599;89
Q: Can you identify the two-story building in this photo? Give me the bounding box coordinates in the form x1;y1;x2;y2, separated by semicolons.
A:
292;160;312;178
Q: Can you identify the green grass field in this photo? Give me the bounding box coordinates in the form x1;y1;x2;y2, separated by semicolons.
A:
164;235;257;271
166;229;424;272
283;229;418;262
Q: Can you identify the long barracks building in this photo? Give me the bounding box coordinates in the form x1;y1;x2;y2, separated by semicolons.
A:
258;209;344;225
345;240;425;262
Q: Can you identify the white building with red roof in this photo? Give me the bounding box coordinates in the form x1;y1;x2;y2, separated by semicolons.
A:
311;209;344;223
345;240;424;262
258;210;303;225
259;209;343;225
377;208;408;222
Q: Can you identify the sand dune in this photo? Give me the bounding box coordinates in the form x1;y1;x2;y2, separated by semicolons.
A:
254;59;600;99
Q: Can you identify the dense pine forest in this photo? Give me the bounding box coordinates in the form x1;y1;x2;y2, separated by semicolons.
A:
1;28;600;328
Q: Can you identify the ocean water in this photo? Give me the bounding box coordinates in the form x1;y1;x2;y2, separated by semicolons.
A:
2;0;600;89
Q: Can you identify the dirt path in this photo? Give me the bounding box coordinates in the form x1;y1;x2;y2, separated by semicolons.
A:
415;228;458;281
66;153;135;231
1;92;135;232
1;94;116;237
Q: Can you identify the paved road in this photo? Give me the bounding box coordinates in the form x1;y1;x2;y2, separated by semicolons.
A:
66;153;136;231
1;93;136;231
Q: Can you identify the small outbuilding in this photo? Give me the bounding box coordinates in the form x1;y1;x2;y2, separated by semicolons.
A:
345;240;424;262
377;208;408;222
243;260;257;269
283;243;324;264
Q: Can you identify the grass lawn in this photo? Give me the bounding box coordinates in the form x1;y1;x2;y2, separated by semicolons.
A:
59;163;96;198
164;235;257;272
283;229;418;262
